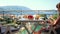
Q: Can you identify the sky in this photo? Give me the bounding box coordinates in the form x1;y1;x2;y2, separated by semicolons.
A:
0;0;60;10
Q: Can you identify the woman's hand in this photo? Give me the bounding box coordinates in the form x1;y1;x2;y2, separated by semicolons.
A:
48;19;55;25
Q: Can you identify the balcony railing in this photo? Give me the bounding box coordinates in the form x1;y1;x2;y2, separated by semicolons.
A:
0;10;58;34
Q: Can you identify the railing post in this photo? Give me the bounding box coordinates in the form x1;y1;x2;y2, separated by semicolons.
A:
0;27;1;34
0;24;2;34
4;25;12;34
48;25;57;34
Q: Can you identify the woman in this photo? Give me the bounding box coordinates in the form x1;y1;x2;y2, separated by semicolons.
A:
54;3;60;34
48;3;60;34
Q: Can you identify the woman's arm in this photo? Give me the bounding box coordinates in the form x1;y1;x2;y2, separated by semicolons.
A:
53;16;60;26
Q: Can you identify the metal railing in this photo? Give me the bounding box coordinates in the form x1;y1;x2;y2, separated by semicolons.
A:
0;10;58;34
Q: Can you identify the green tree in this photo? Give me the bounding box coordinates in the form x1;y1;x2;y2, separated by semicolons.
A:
53;14;58;20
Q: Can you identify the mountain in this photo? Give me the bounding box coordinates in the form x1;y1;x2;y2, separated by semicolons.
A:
0;6;57;15
0;6;31;10
0;6;31;14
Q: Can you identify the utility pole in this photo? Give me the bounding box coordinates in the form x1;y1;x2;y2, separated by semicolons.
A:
3;11;4;18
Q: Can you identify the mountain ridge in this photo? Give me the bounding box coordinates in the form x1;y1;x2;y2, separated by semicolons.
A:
0;6;31;10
